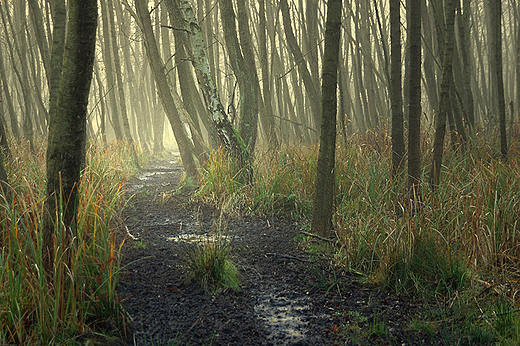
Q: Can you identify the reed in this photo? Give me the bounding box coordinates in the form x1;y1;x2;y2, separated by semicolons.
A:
0;138;138;344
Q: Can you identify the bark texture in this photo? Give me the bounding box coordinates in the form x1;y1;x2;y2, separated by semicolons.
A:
311;0;342;237
43;0;98;272
407;0;422;201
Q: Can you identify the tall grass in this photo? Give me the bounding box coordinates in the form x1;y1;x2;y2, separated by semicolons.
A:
195;130;520;302
0;137;139;344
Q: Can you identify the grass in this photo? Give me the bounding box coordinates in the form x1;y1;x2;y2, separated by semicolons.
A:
181;217;240;294
0;137;140;344
194;128;520;343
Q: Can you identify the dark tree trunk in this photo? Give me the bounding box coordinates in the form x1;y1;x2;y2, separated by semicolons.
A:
490;0;508;158
218;0;258;151
458;0;475;128
311;0;342;238
279;0;322;133
430;0;456;190
0;113;10;203
48;0;66;127
407;0;422;202
43;0;98;273
390;0;405;178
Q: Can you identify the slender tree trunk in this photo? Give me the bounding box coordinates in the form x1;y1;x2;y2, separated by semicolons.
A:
28;0;51;85
390;0;405;178
0;112;10;203
279;0;321;132
43;0;98;273
134;0;199;179
0;45;20;138
407;0;422;202
178;0;252;182
459;0;475;128
430;0;456;190
48;0;66;127
257;0;278;147
311;0;342;238
100;0;123;140
164;0;218;150
517;5;520;121
490;0;508;158
219;0;258;151
106;0;140;167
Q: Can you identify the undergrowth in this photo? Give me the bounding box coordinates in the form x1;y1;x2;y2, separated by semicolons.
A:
0;137;140;344
195;129;520;343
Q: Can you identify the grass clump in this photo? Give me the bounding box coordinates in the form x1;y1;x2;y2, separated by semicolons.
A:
0;137;138;344
183;237;240;294
182;218;240;294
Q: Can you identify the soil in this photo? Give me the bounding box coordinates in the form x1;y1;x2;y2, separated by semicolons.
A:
118;156;442;345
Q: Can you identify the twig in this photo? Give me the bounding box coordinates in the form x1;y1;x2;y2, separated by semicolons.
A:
265;253;313;263
299;230;336;243
124;225;140;241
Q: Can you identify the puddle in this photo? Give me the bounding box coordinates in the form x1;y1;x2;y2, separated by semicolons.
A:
165;233;235;243
137;170;170;181
255;291;309;343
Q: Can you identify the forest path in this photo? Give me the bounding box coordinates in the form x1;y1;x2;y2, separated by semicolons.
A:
117;156;432;345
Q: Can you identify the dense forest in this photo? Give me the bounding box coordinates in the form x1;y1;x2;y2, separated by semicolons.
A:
1;0;520;344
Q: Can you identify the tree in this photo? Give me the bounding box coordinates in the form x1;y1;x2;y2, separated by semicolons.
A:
177;0;252;182
43;0;98;272
390;0;405;178
430;0;456;189
489;0;507;158
407;0;422;202
47;0;66;126
279;0;322;132
0;115;10;203
311;0;342;237
219;0;258;151
133;0;199;179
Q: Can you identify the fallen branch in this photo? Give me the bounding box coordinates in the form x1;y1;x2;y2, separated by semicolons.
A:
299;230;336;243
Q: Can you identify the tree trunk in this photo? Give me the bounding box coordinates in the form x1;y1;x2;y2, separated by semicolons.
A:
407;0;422;202
48;0;66;127
257;0;278;147
43;0;98;273
28;0;51;85
279;0;321;133
390;0;405;178
134;0;199;179
106;0;140;167
458;0;475;128
0;112;11;203
311;0;342;238
490;0;508;158
100;0;123;140
218;0;258;151
178;0;252;182
430;0;456;190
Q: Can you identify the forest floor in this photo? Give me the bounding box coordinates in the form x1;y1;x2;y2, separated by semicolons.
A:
117;155;445;345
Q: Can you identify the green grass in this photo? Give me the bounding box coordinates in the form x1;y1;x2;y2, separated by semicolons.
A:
181;218;240;294
195;129;520;343
0;137;139;344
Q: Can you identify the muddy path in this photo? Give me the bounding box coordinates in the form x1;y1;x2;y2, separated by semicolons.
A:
118;157;438;345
